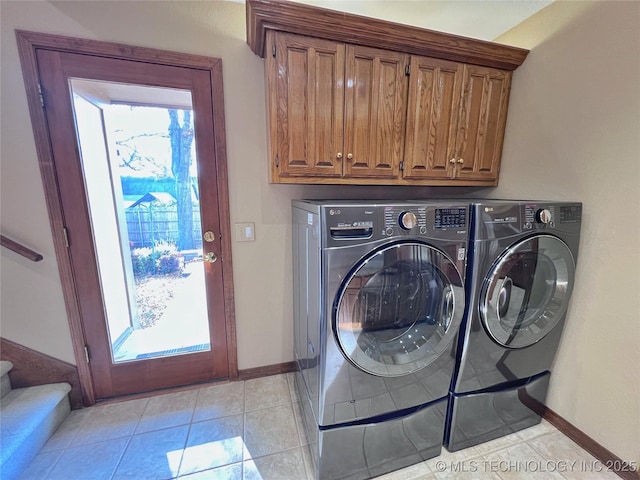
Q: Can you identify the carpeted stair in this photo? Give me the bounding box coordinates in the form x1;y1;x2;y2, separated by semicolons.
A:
0;360;71;480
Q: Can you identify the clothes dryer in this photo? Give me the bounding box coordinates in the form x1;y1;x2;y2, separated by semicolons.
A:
292;200;469;479
446;200;582;451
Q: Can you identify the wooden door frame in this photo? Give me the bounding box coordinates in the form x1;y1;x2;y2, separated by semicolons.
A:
16;30;238;406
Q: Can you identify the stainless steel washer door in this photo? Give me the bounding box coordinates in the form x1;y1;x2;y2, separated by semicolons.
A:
333;242;464;377
481;234;576;349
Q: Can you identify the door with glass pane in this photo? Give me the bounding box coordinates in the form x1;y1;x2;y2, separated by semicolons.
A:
334;241;465;377
35;49;231;398
480;234;576;349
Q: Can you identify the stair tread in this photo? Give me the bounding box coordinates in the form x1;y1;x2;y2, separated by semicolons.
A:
0;383;71;462
0;360;13;377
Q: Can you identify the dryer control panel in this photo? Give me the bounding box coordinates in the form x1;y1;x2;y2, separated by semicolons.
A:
475;201;582;237
523;203;581;230
524;204;557;229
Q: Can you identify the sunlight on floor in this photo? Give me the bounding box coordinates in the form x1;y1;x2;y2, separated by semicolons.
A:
22;373;616;480
167;435;250;477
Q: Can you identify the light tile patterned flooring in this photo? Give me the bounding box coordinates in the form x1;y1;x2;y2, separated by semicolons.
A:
21;373;619;480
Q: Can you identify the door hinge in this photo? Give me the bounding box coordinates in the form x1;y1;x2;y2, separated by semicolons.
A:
84;345;90;364
399;161;405;171
62;227;70;248
405;64;410;76
275;154;280;168
37;83;45;108
272;44;276;58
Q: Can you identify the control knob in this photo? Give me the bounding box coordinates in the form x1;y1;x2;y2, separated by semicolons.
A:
535;208;552;224
399;211;417;230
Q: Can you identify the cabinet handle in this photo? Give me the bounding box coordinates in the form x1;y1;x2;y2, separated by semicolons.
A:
347;153;353;160
336;152;343;159
457;158;464;164
449;158;456;164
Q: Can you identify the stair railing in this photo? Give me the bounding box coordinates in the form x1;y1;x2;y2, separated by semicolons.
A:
0;235;43;262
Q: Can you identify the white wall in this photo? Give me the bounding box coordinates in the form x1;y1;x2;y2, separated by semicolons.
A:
1;0;638;466
493;0;640;466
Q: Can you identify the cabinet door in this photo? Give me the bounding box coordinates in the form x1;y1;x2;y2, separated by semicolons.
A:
454;65;511;183
267;31;345;180
343;45;408;179
403;56;462;180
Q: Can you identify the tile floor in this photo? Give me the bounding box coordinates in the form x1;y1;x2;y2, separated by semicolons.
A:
21;373;619;480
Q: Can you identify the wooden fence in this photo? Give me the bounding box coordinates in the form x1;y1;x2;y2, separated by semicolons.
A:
125;206;202;250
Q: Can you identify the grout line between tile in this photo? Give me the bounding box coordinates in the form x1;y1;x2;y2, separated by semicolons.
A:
172;421;193;479
67;409;92;448
105;434;135;480
242;378;248;464
290;403;305;449
242;378;246;413
40;450;64;480
188;389;198;426
301;446;311;480
131;398;148;435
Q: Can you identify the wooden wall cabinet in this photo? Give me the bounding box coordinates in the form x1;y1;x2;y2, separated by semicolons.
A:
266;32;409;183
249;0;527;186
266;32;344;180
403;57;511;183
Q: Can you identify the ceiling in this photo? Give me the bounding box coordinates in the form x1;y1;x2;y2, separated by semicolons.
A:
288;0;554;42
72;0;554;107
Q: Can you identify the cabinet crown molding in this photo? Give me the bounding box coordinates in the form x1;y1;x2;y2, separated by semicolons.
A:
246;0;529;70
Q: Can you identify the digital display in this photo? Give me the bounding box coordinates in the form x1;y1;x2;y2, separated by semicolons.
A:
435;208;467;228
560;206;581;223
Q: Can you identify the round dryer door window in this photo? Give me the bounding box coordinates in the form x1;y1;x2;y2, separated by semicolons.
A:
481;234;576;349
333;242;464;377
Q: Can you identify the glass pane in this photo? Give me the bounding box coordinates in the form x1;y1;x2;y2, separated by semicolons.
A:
70;79;211;363
481;235;575;348
335;243;463;377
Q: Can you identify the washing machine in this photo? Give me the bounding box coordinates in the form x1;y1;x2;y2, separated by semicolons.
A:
292;200;469;479
445;200;582;452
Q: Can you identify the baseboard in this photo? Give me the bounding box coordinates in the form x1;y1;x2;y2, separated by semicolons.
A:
237;361;297;381
96;361;297;405
0;337;84;409
541;406;639;480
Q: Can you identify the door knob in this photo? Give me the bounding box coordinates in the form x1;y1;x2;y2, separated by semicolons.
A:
347;153;353;160
457;158;464;164
203;252;218;263
336;152;343;159
449;158;456;164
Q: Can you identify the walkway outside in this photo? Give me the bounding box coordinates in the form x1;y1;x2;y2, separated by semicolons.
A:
113;260;210;362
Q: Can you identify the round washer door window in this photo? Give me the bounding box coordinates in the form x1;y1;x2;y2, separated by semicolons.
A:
481;234;576;349
334;242;464;377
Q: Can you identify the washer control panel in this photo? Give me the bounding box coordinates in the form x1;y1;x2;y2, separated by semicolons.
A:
435;208;467;229
384;206;427;235
382;205;468;238
321;203;468;244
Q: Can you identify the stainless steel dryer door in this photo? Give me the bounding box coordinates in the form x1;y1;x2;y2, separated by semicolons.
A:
333;242;464;377
481;234;576;349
